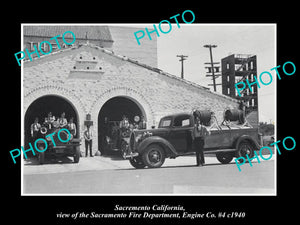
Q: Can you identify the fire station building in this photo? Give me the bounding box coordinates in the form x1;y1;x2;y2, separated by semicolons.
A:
23;25;242;155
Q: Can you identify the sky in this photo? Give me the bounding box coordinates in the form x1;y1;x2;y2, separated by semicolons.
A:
155;24;276;123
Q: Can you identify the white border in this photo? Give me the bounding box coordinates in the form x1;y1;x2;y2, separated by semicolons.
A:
21;23;277;196
21;23;24;195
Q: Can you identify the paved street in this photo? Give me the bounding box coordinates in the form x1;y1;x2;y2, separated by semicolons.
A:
23;154;275;195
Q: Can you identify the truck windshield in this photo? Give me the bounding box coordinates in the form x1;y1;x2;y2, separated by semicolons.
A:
158;118;172;128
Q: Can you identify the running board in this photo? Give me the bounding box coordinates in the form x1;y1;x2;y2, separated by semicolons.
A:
204;149;236;154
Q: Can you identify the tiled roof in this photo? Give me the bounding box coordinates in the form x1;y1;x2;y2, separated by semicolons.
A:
23;25;113;42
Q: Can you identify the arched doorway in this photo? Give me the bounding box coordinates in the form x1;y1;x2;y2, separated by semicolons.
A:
24;95;79;155
97;96;146;155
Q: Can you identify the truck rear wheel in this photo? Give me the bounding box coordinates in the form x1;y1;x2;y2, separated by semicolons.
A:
236;141;254;162
142;144;165;168
216;152;234;164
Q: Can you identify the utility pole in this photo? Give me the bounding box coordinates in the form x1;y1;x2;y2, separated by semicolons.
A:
176;55;188;79
203;45;221;92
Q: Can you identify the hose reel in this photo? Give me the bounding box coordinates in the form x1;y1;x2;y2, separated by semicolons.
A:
192;110;212;126
223;108;245;124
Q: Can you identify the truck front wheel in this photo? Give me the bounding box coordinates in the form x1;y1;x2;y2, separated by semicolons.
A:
38;152;45;165
142;144;165;168
216;152;234;164
129;157;146;169
73;146;80;163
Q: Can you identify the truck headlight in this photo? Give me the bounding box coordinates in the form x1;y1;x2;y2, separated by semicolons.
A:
135;134;143;143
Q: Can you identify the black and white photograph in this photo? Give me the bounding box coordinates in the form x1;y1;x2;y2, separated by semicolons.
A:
21;23;276;195
4;5;298;225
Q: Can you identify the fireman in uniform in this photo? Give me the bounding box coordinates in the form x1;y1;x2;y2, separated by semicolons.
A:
67;117;76;137
138;115;147;130
119;115;130;130
84;125;93;157
44;112;55;130
58;112;68;128
101;117;111;155
31;117;41;140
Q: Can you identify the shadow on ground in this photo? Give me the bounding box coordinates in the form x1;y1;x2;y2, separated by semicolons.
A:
24;155;75;165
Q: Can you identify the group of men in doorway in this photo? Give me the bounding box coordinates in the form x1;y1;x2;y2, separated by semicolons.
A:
30;112;77;140
30;112;147;158
119;115;147;130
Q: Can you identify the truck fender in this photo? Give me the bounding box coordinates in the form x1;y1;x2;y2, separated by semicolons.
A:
234;135;261;151
138;136;178;157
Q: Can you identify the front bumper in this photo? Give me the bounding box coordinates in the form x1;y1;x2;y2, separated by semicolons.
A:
123;152;139;159
46;145;79;156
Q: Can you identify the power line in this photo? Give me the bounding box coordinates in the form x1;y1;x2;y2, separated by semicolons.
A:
176;55;188;79
203;44;221;91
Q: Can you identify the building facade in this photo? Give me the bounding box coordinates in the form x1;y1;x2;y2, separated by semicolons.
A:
23;26;240;155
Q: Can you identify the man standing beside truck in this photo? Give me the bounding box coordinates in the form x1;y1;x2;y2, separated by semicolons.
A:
193;111;211;166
